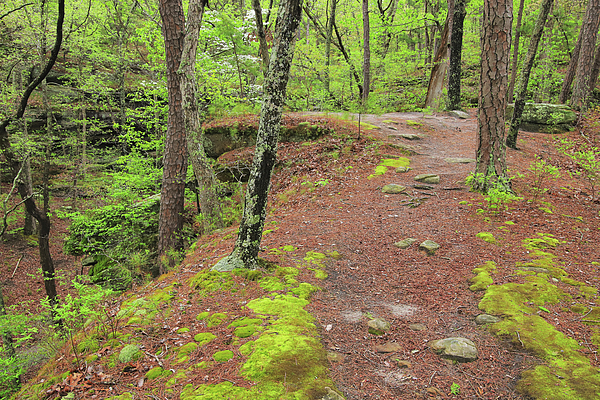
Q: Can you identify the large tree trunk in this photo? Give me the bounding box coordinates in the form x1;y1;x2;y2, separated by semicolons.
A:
474;0;512;193
507;0;525;102
0;0;64;308
571;0;600;110
158;0;188;273
179;0;223;234
506;0;553;149
213;0;303;271
447;0;466;110
362;0;371;104
559;25;584;104
424;15;450;109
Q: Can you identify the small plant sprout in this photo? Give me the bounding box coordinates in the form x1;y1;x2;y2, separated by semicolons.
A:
450;382;460;395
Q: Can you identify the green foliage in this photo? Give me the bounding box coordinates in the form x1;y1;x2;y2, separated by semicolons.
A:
528;155;560;202
557;139;600;201
466;173;522;213
450;382;460;395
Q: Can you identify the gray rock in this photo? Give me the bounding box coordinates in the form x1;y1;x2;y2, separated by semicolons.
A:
448;110;469;119
414;174;440;184
408;323;427;331
397;360;412;368
419;240;440;256
394;238;418;249
321;387;345;400
444;157;476;164
368;318;391;335
413;184;434;190
395;166;412;173
505;103;576;133
398;133;422;140
475;314;501;325
382;184;406;194
429;337;478;362
81;256;97;266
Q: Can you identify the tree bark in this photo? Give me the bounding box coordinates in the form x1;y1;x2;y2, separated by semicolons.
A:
213;0;302;271
376;0;399;58
252;0;270;71
324;0;337;93
474;0;512;193
158;0;188;273
571;0;600;110
507;0;525;102
506;0;554;149
0;0;64;308
447;0;466;110
424;15;450;109
362;0;371;104
588;41;600;95
559;24;584;104
179;0;223;234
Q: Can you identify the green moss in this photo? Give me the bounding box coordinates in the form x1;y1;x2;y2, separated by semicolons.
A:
233;268;263;281
522;233;561;250
213;350;235;362
291;282;319;300
207;312;228;327
234;325;256;338
476;232;497;244
105;393;133;400
304;251;327;261
85;354;99;363
259;276;285;291
177;327;190;333
77;336;100;354
194;332;217;345
228;318;263;328
189;270;234;292
505;221;515;225
282;245;297;251
176;342;198;364
406;120;422;126
367;158;410;179
196;311;210;321
326;250;342;259
581;286;598;298
239;341;256;356
145;366;173;380
469;261;497;291
118;344;142;363
311;269;328;280
571;304;589;314
165;369;187;388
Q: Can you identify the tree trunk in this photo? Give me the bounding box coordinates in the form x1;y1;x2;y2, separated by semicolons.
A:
559;27;583;104
252;0;270;71
324;0;337;93
362;0;371;104
507;0;525;102
213;0;303;272
376;0;399;58
20;118;35;236
588;42;600;95
158;0;188;273
474;0;512;193
447;0;466;110
424;15;450;109
506;0;553;149
571;0;600;110
179;0;223;233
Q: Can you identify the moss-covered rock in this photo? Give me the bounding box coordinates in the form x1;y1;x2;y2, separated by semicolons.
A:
213;350;234;362
118;344;142;363
194;332;217;346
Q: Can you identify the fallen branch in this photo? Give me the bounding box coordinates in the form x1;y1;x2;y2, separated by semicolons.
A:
11;254;24;278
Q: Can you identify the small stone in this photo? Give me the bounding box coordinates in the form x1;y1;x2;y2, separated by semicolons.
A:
382;184;406;194
397;360;412;368
414;174;440;184
448;110;469;119
374;342;403;353
444;157;476;164
368;318;391;335
429;337;478;362
321;387;345;400
388;126;398;131
475;314;501;325
408;323;427;331
394;238;418;249
413;184;434;190
419;240;440;256
395;166;412;173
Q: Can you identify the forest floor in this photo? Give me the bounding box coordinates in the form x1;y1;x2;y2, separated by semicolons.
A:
4;109;600;399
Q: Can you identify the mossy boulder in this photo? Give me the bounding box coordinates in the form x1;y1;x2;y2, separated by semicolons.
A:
505;103;576;133
118;344;142;363
213;350;235;362
194;332;217;346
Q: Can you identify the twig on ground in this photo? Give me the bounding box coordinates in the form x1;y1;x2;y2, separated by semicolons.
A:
428;371;436;386
11;254;24;278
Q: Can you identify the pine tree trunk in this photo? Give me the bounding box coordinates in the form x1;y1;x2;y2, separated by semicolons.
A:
474;0;512;193
158;0;188;273
213;0;303;271
507;0;525;102
447;0;466;110
571;0;600;110
425;16;450;109
506;0;553;149
559;29;583;104
179;0;223;234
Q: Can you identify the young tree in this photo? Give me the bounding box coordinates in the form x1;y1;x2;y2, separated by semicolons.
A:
571;0;600;110
474;0;512;193
0;0;65;307
506;0;554;149
158;0;188;272
362;0;371;104
507;0;525;103
213;0;303;271
179;0;223;233
447;0;466;110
